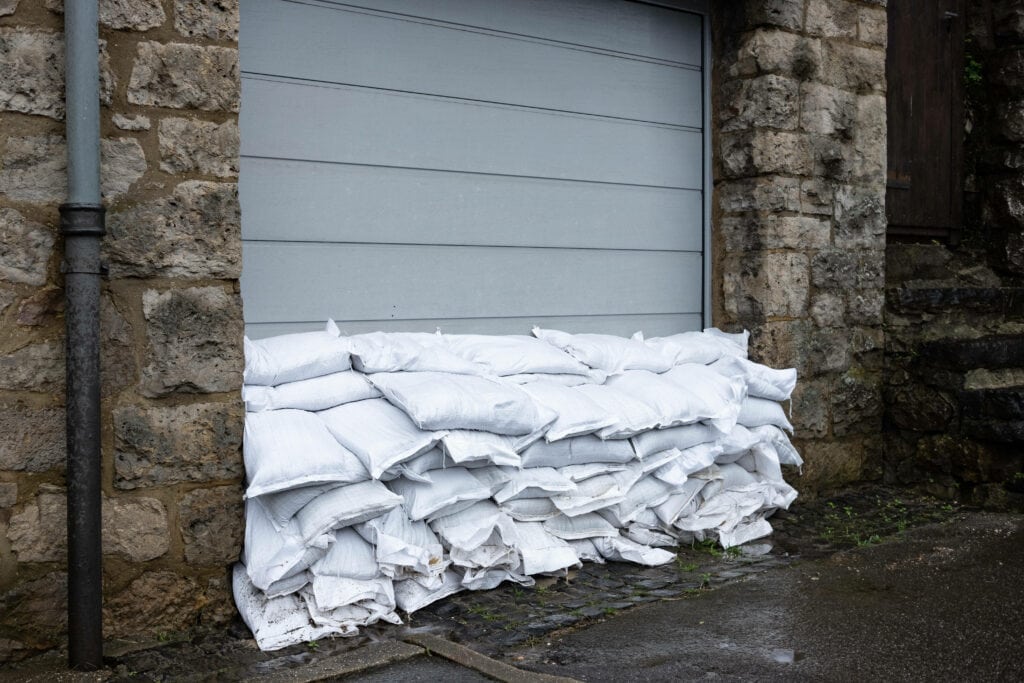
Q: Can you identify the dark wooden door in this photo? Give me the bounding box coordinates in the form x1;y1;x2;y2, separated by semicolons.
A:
886;0;965;240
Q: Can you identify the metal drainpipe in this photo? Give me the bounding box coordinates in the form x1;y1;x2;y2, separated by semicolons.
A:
61;0;104;671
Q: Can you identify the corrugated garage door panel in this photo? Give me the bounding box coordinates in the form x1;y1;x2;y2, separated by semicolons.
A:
240;0;707;338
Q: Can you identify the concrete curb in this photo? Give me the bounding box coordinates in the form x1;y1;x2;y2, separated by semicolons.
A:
403;633;580;683
223;640;424;683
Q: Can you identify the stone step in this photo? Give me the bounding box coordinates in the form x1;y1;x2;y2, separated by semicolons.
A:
886;286;1024;316
915;334;1024;371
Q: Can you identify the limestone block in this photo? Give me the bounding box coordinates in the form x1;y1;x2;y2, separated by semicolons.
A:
831;372;882;437
800;82;856;136
995;1;1024;43
0;403;64;472
0;341;64;392
128;42;239;112
852;94;886;180
800;178;836;216
0;1;18;17
790;378;830;438
806;0;858;39
810;291;845;328
178;485;243;566
732;30;821;80
720;74;799;132
0;136;146;204
0;209;53;286
0;572;67;652
101;294;136;395
175;0;239;41
751;320;851;376
723;252;809;319
16;287;62;327
114;402;244;488
106;181;241;279
0;483;16;508
720;130;812;178
7;485;170;562
796;438;868;491
720;214;830;252
0;30;115;120
158;118;239;177
833;184;885;249
858;6;888;46
846;289;884;325
103;571;205;639
139;286;243;397
990;48;1024;89
744;0;804;30
888;384;956;432
717;177;801;214
821;41;885;93
112;113;151;131
46;0;165;31
811;248;885;290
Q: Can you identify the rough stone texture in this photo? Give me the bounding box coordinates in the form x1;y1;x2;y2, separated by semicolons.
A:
114;402;244;489
7;485;170;562
0;208;53;286
718;177;801;214
0;1;18;17
128;41;239;112
139;286;243;396
0;29;65;120
0;403;64;472
101;294;136;395
45;0;166;31
112;113;151;131
720;74;800;132
720;214;830;252
0;482;16;508
0;341;64;392
16;286;62;327
175;0;239;41
103;572;206;640
806;0;859;39
723;252;809;319
745;0;804;31
158;118;239;177
178;485;243;566
0;572;67;652
106;181;241;279
0;135;146;204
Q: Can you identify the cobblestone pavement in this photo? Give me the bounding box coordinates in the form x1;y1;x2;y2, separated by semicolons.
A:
1;484;963;681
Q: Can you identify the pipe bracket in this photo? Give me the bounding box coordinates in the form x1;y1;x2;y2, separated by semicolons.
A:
59;203;106;237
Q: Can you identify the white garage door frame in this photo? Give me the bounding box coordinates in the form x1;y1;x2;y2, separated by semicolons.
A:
239;0;713;337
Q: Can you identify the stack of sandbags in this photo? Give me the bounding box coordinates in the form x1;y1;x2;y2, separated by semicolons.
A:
233;323;802;650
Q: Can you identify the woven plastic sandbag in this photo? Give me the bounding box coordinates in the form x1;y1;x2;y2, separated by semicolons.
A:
242;497;328;592
294;480;403;544
387;467;492;521
532;327;673;374
605;370;707;429
659;364;747;434
394;569;465;613
355;507;447;580
645;330;725;366
631;423;718;459
348;331;485;374
520;380;618;441
243;320;351;386
513;521;581;575
243;370;379;412
519;434;636;468
442;333;597;377
710;355;797;402
737;396;795;433
573;383;662;439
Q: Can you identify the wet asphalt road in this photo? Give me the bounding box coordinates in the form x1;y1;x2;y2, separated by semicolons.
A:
512;512;1024;682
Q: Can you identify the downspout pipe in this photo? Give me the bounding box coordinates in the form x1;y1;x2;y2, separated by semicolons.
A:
61;0;104;670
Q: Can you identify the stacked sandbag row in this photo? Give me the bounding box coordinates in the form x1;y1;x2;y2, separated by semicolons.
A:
232;323;802;650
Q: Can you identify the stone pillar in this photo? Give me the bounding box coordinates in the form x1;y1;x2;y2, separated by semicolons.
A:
712;0;888;493
0;0;243;660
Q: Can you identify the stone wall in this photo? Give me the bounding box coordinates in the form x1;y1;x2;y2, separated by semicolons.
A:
711;0;888;494
883;0;1024;509
0;0;243;661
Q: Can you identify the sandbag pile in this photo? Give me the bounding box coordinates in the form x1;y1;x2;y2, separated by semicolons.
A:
233;323;802;650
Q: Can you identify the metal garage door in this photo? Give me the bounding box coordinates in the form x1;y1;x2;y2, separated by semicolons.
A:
239;0;710;339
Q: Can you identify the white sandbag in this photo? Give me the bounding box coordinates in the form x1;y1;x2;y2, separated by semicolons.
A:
626;520;678;548
449;529;520;571
493;467;577;504
659;364;747;434
653;478;706;526
592;536;675;566
559;462;628;482
737;396;794;433
636;448;682;475
394;569;465;612
243;409;369;497
514;521;580;575
243;498;329;592
355;507;446;579
542;513;619;540
644;331;724;366
715;424;760;462
387;467;492;521
504;373;595;386
703;327;749;358
443;334;596;377
676;442;722;475
718;517;774;548
429;500;517;551
243;321;351;386
652;454;690;488
601;475;675;526
243;371;379;413
441;431;521;468
750;425;804;468
348;331;485;374
519;435;636;468
264;571;310;599
310;528;379;581
318;398;443;479
233;564;349;651
499;497;561;522
461;567;534;591
550;474;627;517
258;482;345;531
369;371;556;436
710;355;797;401
574;384;662;439
532;327;673;374
305;595;402;630
568;538;606;564
467;466;514;497
310;575;395;612
631;423;718;459
295;480;403;544
606;370;709;429
519;381;618;441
